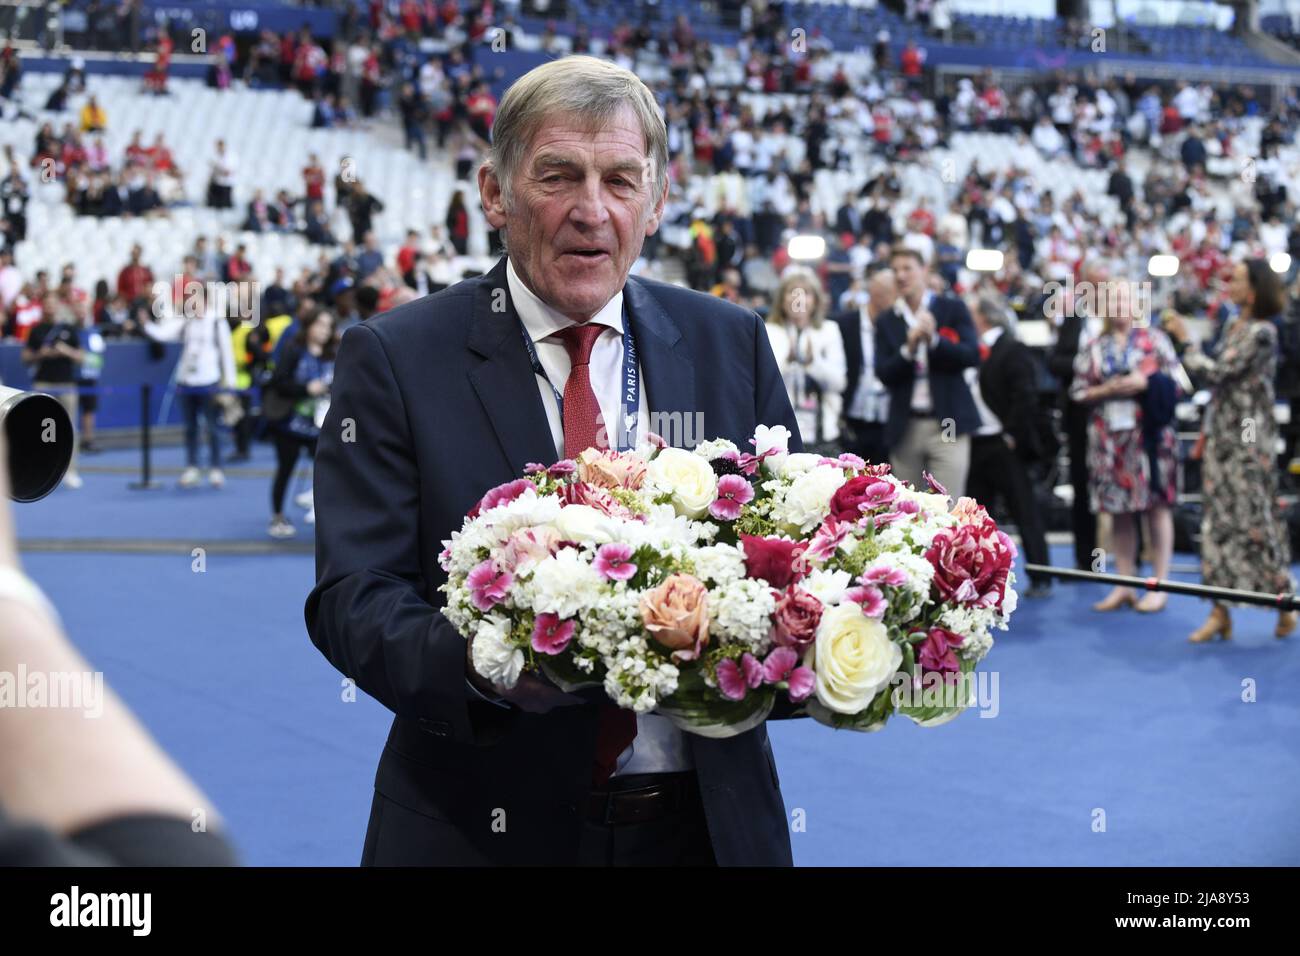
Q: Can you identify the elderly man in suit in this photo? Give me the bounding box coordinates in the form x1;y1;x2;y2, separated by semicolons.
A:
874;247;980;496
305;56;801;867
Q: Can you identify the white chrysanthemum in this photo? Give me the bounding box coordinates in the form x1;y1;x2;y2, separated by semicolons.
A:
692;542;748;587
775;452;825;477
692;438;739;460
710;577;777;652
803;567;853;606
484;491;564;540
624;504;702;550
470;614;524;688
771;465;847;534
527;547;606;619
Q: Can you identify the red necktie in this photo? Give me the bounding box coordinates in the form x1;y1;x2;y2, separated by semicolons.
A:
554;322;609;458
554;321;637;785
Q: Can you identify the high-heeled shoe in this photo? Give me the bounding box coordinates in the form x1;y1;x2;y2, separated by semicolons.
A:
1135;592;1168;613
1093;587;1136;612
1189;605;1232;643
1277;611;1296;639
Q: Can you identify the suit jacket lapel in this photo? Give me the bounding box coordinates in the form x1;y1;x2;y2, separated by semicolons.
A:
623;276;695;444
466;258;559;471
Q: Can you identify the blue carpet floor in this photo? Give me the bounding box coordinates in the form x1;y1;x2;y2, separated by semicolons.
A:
16;451;1300;865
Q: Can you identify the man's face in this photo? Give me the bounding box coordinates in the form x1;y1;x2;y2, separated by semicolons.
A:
479;106;666;322
891;255;923;299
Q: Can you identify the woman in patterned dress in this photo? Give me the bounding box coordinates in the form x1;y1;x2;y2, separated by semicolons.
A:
1070;280;1183;613
1180;259;1296;642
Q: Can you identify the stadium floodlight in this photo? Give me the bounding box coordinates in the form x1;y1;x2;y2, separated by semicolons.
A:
965;249;1003;272
1147;255;1180;278
1270;252;1291;274
787;234;826;261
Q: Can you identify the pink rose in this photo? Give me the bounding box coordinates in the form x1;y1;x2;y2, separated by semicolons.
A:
739;535;809;589
500;526;563;575
559;481;635;519
829;475;897;522
770;585;823;648
577;448;647;490
639;573;710;663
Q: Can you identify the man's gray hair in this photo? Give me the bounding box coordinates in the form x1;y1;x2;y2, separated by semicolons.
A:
977;294;1014;330
483;55;669;207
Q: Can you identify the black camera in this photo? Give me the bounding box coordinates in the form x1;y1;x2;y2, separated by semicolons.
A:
0;386;74;502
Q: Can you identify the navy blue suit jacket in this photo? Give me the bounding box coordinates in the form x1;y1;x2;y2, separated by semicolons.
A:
305;257;802;865
873;294;981;449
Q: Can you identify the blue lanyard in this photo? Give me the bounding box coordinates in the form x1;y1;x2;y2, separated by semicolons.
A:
520;317;640;454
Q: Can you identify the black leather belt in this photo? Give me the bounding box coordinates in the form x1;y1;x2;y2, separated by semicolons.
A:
587;772;698;826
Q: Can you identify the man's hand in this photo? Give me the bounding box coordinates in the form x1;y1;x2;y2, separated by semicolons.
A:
465;631;586;713
306;379;327;397
914;309;937;341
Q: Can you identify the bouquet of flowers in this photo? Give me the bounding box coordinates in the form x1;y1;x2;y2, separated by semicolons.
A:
439;425;1016;737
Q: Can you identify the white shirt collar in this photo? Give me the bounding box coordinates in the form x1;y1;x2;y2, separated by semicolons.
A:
982;326;1004;347
895;289;933;326
506;258;624;344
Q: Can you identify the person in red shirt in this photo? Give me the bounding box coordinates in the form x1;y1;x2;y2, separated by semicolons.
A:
399;0;422;35
465;82;497;142
303;154;325;203
117;245;154;303
396;230;421;276
900;41;924;78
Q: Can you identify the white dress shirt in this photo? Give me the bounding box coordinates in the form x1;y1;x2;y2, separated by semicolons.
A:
970;326;1004;437
847;307;889;424
895;290;938;413
504;260;693;778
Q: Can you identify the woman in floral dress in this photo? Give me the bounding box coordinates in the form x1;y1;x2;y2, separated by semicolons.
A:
1180;258;1296;642
1070;280;1184;613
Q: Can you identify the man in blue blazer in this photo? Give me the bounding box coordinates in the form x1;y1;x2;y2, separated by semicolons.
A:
874;247;981;496
304;56;801;866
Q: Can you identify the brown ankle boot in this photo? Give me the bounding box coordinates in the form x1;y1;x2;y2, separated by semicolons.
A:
1189;605;1232;643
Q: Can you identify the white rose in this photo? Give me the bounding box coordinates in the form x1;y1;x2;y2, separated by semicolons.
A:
776;465;847;534
753;424;792;457
553;504;618;544
807;603;903;714
645;447;719;518
470;614;524;689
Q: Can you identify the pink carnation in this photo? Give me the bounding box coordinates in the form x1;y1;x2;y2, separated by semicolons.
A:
923;519;1017;610
467;559;512;612
709;474;755;520
717;653;764;701
531;613;576;655
762;647;815;702
593;542;638;581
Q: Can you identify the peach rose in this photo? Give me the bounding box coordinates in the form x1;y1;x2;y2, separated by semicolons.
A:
577;449;647;490
639;573;710;663
949;496;990;524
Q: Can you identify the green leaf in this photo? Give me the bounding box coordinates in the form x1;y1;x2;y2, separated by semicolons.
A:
655;665;775;738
